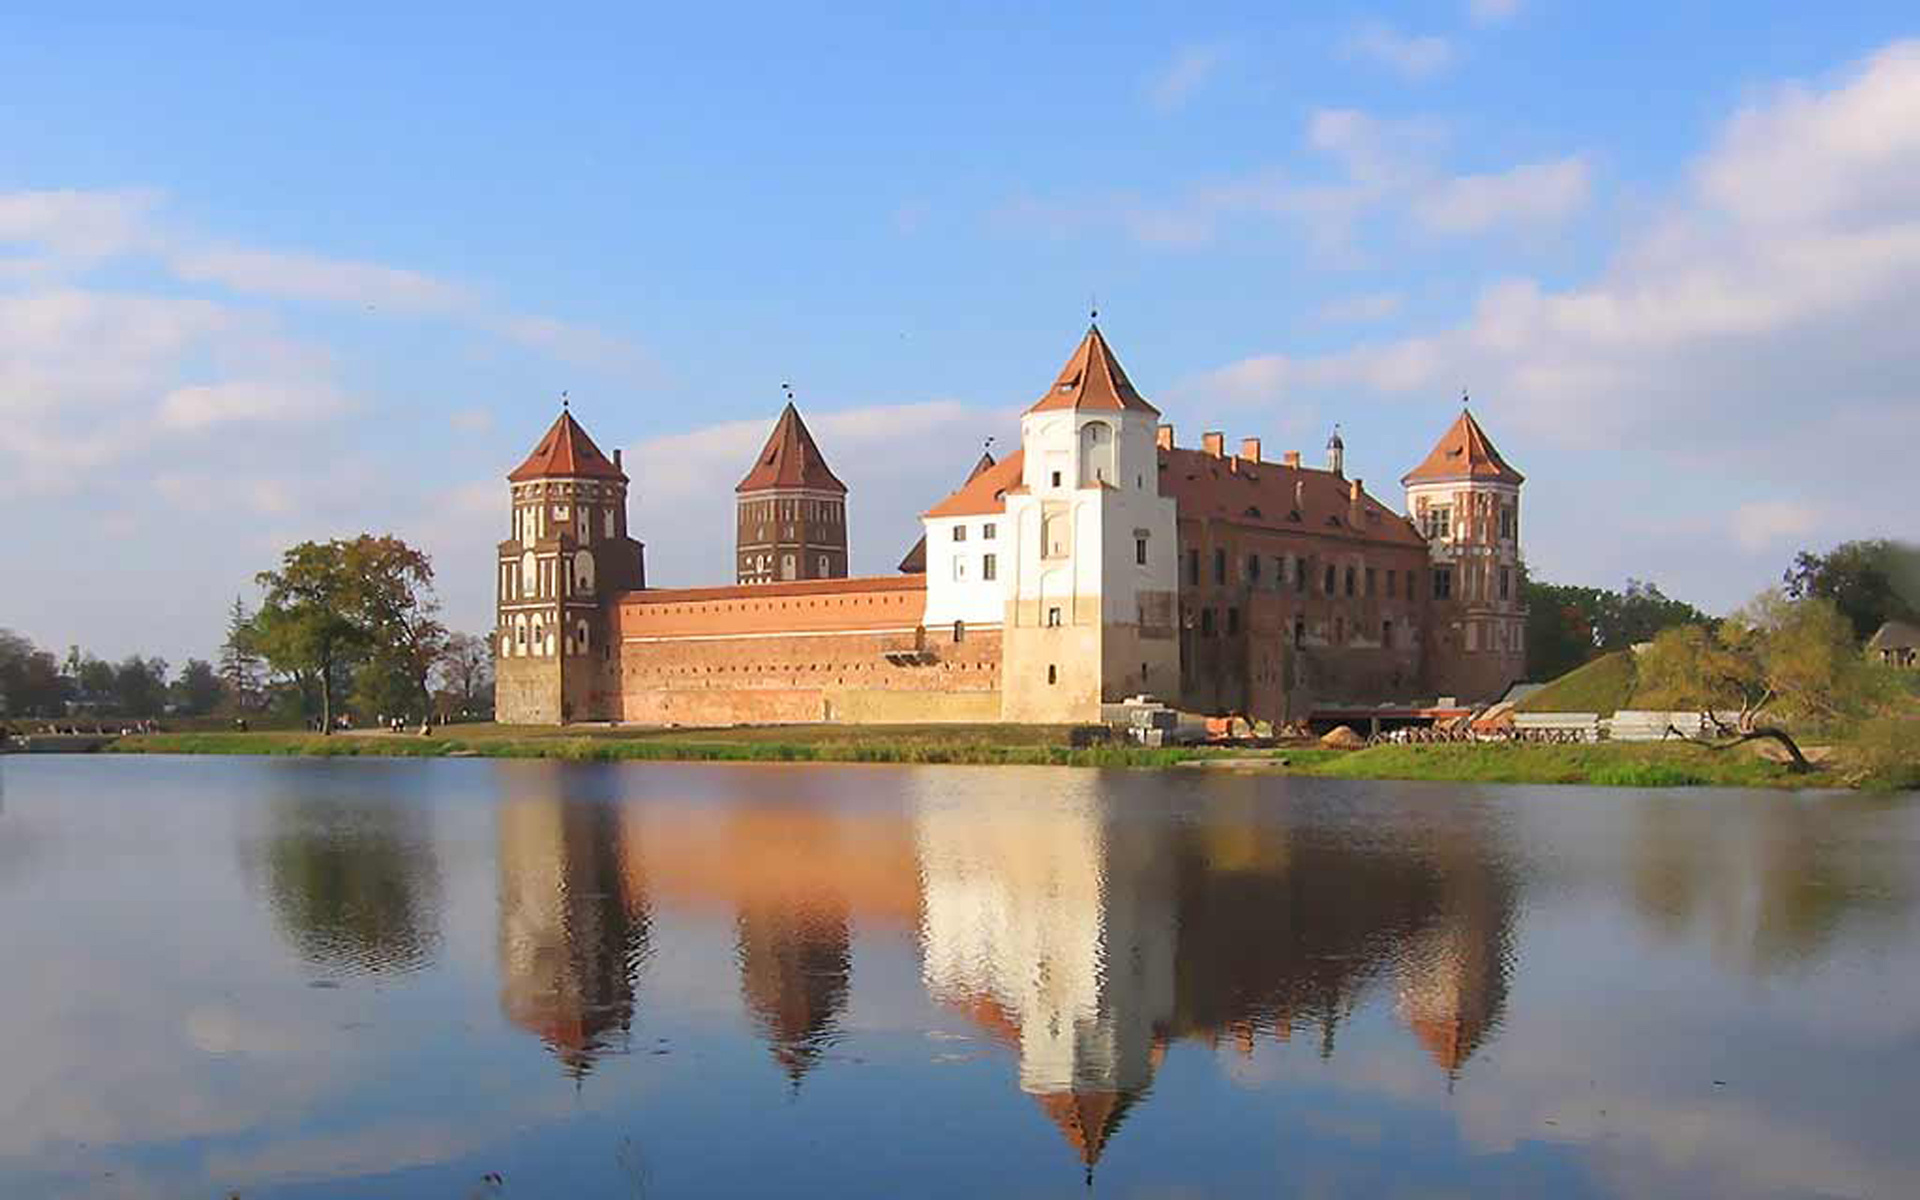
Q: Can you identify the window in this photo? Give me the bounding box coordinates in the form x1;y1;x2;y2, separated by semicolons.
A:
1365;567;1376;596
819;555;830;575
1295;558;1307;593
1433;566;1453;599
1272;557;1284;588
1293;617;1306;647
1325;564;1337;595
1214;548;1226;585
1136;537;1148;566
1051;470;1062;487
1422;506;1452;540
1387;569;1397;598
1227;607;1240;635
1247;554;1260;582
953;525;967;542
1500;504;1516;540
1047;664;1057;685
1344;566;1356;597
982;553;997;581
1046;606;1062;627
952;558;967;581
1383;618;1394;647
1188;548;1200;586
952;621;965;643
1200;608;1215;636
1499;566;1512;601
983;523;996;540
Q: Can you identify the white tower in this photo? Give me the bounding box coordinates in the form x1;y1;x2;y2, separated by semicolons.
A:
998;325;1179;722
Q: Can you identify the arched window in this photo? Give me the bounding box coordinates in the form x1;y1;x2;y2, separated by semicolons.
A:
574;550;595;594
1078;421;1115;486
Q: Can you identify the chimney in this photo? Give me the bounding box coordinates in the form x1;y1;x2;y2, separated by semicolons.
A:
1239;437;1262;462
1349;479;1362;502
613;448;623;471
1155;424;1174;451
1349;478;1364;524
1282;450;1301;468
1202;431;1225;458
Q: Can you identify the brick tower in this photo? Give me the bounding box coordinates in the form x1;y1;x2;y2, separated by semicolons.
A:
1402;407;1525;702
736;402;849;584
496;404;645;723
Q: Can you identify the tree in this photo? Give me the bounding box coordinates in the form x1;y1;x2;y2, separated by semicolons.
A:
1524;571;1712;681
219;596;264;710
1635;590;1873;772
112;655;171;717
1783;539;1920;642
253;541;372;734
0;629;69;717
74;654;117;710
437;632;495;718
345;536;447;720
173;658;224;716
250;534;445;732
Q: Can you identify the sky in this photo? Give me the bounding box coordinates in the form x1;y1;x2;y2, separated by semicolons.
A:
3;2;1918;664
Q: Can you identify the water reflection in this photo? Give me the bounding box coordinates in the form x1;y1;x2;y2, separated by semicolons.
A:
4;758;1913;1199
497;768;651;1077
248;778;443;975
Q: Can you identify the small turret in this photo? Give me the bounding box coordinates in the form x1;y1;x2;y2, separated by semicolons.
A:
1326;425;1345;476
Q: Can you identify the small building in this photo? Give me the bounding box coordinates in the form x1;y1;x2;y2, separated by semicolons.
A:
1868;619;1920;668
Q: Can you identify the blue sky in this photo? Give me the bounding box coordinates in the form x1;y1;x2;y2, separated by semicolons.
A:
4;3;1918;662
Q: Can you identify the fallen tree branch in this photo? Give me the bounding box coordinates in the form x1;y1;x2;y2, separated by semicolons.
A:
1665;722;1814;773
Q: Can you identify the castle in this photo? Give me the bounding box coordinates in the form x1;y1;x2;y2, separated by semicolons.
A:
495;324;1525;726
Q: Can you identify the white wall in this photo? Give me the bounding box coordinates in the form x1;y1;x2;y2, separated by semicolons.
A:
922;513;1013;627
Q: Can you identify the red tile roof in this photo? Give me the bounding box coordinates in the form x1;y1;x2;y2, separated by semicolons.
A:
1401;409;1524;486
508;409;627;482
1158;448;1426;546
923;449;1025;518
736;403;848;494
1027;324;1159;416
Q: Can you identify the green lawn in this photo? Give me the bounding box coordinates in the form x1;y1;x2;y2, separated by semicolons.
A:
1298;741;1804;788
1515;650;1640;716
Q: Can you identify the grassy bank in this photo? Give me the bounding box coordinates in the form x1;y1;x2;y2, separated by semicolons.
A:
97;723;1897;789
1294;741;1807;788
108;726;1202;769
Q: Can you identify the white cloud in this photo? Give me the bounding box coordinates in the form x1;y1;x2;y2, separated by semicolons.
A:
1732;501;1822;552
156;379;350;431
1344;21;1456;81
168;245;473;312
1413;156;1593;233
1147;43;1228;112
1188;38;1920;603
0;187;160;267
1469;0;1523;24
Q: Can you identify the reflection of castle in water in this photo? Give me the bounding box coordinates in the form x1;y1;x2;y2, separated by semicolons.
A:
488;771;1516;1167
915;784;1517;1170
496;779;650;1078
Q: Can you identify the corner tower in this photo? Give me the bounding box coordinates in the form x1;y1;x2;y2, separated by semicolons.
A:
1402;406;1524;701
496;404;645;724
997;324;1180;722
736;402;848;584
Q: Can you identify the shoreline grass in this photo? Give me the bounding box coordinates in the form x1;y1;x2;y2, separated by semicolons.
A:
93;725;1898;789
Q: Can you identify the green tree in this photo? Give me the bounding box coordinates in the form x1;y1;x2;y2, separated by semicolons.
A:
74;654;117;710
1783;539;1920;642
173;658;224;716
0;630;70;717
346;535;447;720
112;655;171;717
1523;572;1711;681
253;541;372;733
218;596;264;710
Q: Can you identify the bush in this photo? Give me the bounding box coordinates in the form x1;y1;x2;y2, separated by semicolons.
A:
1845;714;1920;791
1588;762;1709;787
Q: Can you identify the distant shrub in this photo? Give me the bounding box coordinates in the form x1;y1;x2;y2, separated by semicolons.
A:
1589;762;1709;787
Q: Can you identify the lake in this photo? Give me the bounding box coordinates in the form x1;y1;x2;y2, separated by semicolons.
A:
0;756;1915;1198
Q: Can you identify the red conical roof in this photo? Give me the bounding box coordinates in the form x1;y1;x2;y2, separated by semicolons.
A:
1401;408;1523;486
736;403;848;494
1027;324;1159;416
508;408;627;482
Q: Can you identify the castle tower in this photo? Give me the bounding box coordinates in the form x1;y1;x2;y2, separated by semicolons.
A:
1402;407;1525;701
996;324;1180;721
496;405;645;724
736;403;848;584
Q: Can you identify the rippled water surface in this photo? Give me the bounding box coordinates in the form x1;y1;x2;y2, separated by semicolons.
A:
1;756;1916;1198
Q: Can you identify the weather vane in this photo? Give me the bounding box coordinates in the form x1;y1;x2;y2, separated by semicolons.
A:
560;389;569;409
1089;292;1099;323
